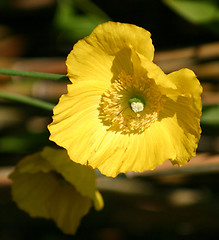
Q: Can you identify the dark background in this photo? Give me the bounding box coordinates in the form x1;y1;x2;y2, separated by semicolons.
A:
0;0;219;239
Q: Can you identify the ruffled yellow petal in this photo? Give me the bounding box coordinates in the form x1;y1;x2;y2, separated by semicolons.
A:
10;171;91;235
137;54;177;91
66;21;154;85
90;21;154;60
158;95;202;166
51;108;164;177
48;81;106;161
167;68;203;107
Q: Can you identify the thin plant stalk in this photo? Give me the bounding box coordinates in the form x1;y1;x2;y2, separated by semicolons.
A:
0;92;55;111
0;68;69;81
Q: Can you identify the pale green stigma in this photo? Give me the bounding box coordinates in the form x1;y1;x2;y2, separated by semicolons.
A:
128;96;145;113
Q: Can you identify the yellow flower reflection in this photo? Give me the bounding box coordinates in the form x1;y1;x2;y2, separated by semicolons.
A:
9;147;103;235
48;21;202;178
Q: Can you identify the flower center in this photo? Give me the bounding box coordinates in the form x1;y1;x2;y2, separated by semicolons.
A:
128;96;145;113
99;71;163;134
130;101;144;113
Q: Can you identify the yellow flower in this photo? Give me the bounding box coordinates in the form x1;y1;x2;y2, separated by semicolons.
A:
48;21;202;178
9;147;103;235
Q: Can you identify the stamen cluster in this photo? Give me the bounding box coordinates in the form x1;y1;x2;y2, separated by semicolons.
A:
99;71;163;133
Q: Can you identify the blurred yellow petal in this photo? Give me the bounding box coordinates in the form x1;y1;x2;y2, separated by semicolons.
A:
93;190;104;211
9;147;104;235
49;22;202;177
45;177;92;235
42;147;97;200
10;171;91;235
12;152;53;174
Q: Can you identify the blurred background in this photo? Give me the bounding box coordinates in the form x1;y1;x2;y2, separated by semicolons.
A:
0;0;219;239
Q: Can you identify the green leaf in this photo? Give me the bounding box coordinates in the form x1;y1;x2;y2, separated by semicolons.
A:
163;0;219;24
201;104;219;127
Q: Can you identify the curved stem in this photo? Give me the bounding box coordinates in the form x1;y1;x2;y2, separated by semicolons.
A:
0;92;55;111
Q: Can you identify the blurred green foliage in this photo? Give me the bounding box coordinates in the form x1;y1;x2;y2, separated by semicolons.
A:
163;0;219;35
202;104;219;127
0;132;50;153
54;0;110;42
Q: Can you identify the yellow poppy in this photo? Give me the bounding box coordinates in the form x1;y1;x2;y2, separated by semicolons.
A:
9;147;103;235
48;21;202;177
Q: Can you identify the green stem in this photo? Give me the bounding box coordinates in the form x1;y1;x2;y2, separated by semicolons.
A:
0;92;55;111
0;68;69;81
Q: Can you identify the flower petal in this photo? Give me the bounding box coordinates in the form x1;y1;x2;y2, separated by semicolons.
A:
48;81;106;162
93;190;104;211
66;22;154;84
158;95;201;166
42;147;97;200
10;152;54;175
47;179;91;235
86;126;172;176
137;53;177;91
167;68;203;107
10;171;92;235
